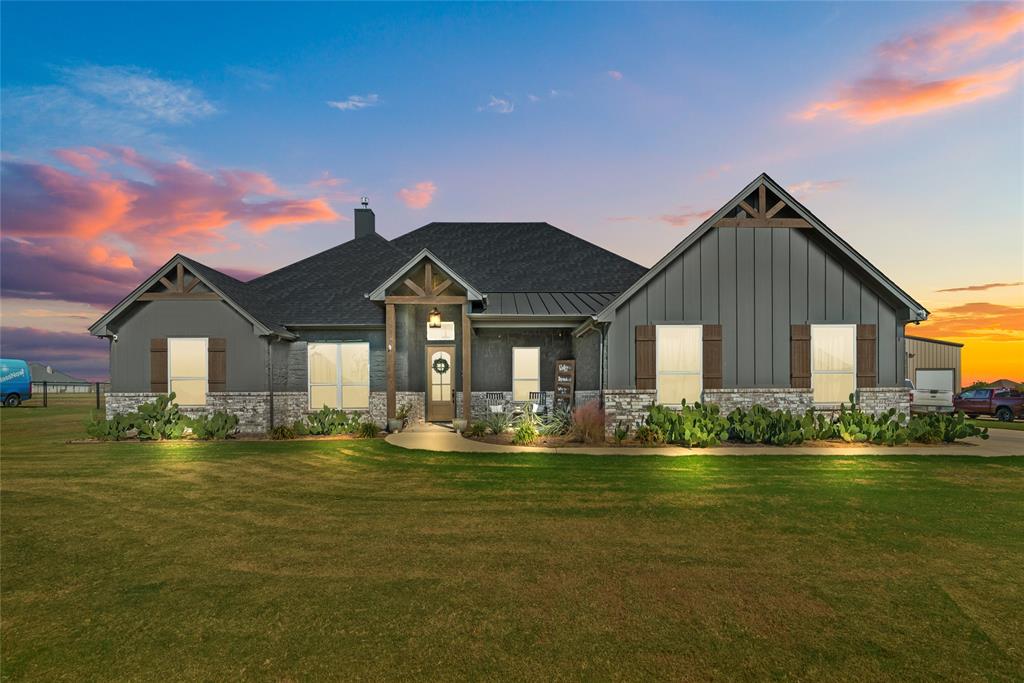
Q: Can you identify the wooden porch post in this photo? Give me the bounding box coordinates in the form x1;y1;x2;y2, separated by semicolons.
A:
386;303;396;419
462;302;472;421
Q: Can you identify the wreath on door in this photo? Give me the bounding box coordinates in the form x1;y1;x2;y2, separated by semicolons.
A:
432;357;451;375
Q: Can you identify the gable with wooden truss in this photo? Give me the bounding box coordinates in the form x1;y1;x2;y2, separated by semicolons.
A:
89;254;281;338
595;172;926;324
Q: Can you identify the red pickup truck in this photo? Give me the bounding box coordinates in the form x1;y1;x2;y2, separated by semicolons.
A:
954;388;1024;422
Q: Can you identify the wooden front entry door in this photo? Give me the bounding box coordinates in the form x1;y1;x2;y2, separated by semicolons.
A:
425;345;455;422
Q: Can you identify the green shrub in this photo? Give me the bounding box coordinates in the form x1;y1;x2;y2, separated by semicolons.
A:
135;393;190;439
612;421;630;445
571;400;605;443
355;420;379;438
727;405;808;446
304;406;353;435
269;424;296;440
483;411;510;435
645;402;729;447
634;424;663;445
189;412;239;440
85;393;196;440
464;421;488;438
513;420;538;445
86;412;142;441
907;412;988;443
539;406;573;436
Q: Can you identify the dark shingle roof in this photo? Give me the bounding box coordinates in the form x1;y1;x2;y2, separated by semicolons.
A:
391;222;646;292
174;222;646;328
247;233;409;325
179;256;292;335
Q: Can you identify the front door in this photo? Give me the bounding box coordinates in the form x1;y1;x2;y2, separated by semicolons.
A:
426;345;455;422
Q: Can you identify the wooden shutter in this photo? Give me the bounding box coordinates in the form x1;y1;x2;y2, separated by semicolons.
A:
790;325;811;388
150;338;168;392
635;325;656;390
208;338;227;393
702;324;723;389
856;324;877;388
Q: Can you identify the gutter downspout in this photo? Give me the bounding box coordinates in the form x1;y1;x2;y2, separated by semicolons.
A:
267;337;274;431
599;322;608;408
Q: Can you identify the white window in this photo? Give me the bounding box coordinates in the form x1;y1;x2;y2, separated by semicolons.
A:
168;337;208;406
656;325;702;406
811;324;857;404
308;342;370;410
512;347;540;402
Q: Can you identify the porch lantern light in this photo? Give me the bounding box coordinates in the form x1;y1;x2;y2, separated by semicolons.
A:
428;307;442;328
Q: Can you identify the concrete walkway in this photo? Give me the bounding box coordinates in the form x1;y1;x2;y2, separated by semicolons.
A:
385;422;1024;456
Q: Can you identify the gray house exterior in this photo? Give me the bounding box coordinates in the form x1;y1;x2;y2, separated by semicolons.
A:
91;174;926;434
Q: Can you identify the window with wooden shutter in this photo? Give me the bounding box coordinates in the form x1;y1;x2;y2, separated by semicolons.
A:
702;324;723;390
811;325;856;404
208;338;226;393
656;325;702;405
856;324;877;388
635;325;656;390
150;338;168;393
168;338;208;406
790;325;811;388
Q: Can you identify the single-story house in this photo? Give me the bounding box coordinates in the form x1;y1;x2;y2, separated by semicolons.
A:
90;173;927;433
905;335;963;393
28;363;92;392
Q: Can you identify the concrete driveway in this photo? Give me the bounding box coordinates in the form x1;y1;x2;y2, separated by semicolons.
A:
386;422;1024;456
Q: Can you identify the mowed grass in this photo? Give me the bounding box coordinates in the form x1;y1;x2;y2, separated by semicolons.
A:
2;406;1023;681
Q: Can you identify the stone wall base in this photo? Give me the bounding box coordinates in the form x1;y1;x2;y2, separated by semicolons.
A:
107;391;375;434
703;388;814;415
602;389;656;436
855;387;911;418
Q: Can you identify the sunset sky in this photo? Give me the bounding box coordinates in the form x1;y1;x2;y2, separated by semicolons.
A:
2;2;1022;384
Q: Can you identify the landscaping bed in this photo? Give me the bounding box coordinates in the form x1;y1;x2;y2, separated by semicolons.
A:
463;398;989;449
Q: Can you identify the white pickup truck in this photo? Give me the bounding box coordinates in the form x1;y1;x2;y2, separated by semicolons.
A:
904;379;954;414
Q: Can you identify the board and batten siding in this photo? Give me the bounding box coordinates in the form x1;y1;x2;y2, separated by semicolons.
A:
906;337;962;391
607;227;908;389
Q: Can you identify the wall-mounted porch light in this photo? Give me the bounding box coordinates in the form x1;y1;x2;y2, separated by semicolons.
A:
428;307;442;328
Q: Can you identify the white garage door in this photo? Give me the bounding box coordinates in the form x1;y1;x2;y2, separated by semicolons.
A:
917;369;954;392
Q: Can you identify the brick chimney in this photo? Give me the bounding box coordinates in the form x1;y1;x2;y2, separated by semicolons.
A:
354;196;375;239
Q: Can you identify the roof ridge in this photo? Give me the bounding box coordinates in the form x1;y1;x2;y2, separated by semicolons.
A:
250;232;405;285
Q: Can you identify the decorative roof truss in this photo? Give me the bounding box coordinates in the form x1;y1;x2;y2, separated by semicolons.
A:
138;262;220;301
713;180;811;229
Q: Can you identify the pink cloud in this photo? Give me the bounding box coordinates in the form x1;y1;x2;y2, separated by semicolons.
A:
800;61;1023;124
2;149;338;249
798;4;1024;124
787;179;847;197
0;148;330;306
658;208;714;227
701;163;733;180
878;4;1024;66
52;146;110;174
607;70;624;81
397;181;437;209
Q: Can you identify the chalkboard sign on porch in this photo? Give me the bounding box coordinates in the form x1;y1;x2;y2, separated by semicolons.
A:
554;359;576;412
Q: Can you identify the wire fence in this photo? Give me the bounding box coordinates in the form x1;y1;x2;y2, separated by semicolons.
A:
25;382;110;410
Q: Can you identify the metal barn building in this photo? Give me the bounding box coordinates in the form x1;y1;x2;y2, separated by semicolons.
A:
906;335;963;393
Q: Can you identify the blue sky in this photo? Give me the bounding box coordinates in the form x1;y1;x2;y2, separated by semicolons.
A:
1;2;1022;381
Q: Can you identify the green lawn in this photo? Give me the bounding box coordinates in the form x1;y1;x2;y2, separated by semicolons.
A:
3;406;1023;681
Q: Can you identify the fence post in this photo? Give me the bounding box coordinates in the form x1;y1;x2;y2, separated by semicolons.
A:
43;381;48;408
96;382;101;410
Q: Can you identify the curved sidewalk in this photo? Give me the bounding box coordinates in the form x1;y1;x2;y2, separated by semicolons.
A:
385;423;1024;456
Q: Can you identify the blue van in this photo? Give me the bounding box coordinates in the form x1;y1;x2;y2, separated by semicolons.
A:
0;359;32;407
